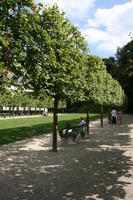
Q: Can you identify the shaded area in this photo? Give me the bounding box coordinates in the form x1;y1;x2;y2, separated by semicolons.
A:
0;114;100;145
0;115;133;200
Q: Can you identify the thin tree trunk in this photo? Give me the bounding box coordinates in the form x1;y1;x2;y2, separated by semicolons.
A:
101;105;103;127
108;107;111;124
86;103;90;134
12;106;15;117
53;98;58;152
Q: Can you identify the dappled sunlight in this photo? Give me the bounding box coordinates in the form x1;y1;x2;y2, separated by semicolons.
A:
39;164;64;173
18;134;64;151
85;147;103;152
128;124;133;128
0;115;133;199
19;134;52;151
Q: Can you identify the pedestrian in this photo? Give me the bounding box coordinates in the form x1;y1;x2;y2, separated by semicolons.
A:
117;110;122;124
79;117;86;137
44;107;48;116
111;109;117;124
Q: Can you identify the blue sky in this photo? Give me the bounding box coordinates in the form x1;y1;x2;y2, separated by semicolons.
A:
35;0;133;58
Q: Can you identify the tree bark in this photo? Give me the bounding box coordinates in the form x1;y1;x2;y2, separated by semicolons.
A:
108;107;111;124
53;98;58;152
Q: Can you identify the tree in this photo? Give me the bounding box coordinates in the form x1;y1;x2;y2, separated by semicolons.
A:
84;55;125;130
0;0;34;91
103;57;118;79
116;40;133;112
11;4;88;151
84;55;109;130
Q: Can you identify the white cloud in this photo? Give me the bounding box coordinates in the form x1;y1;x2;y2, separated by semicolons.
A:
82;0;133;53
36;0;96;18
82;28;108;44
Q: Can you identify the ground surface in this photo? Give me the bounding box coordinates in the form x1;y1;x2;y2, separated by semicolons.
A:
0;115;133;200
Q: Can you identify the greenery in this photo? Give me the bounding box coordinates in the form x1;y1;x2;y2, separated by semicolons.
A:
103;40;133;112
0;113;100;145
116;40;133;113
82;55;125;130
0;92;66;110
0;1;125;151
0;0;34;90
103;57;118;79
16;4;88;151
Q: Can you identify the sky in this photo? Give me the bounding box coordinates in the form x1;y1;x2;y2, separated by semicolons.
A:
35;0;133;58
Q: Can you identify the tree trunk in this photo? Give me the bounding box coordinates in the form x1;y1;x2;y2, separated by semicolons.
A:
86;103;90;134
101;105;103;127
53;98;58;152
108;107;111;124
12;106;15;117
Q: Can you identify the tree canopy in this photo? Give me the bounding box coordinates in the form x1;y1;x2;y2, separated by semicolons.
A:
85;55;124;107
8;4;88;151
0;1;126;151
103;40;133;112
0;0;35;91
116;40;133;112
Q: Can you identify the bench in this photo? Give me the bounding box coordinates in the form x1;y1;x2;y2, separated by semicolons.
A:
59;125;86;144
0;112;12;118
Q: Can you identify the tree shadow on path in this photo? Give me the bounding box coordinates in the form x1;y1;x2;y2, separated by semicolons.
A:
0;115;133;200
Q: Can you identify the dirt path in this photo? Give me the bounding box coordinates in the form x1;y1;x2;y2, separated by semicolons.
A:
0;115;133;200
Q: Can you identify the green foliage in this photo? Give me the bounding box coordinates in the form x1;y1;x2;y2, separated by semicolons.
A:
84;55;125;107
12;4;88;102
103;57;118;79
1;3;88;150
0;92;53;108
0;0;34;92
116;40;133;112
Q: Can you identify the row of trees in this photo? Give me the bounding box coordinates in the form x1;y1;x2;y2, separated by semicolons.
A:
0;1;125;151
84;55;125;131
0;92;66;111
103;40;133;113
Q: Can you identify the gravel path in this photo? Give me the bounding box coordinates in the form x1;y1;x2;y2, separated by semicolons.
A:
0;115;133;200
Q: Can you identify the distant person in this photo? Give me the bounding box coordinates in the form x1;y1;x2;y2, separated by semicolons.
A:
79;117;86;137
111;109;117;124
44;107;48;116
117;110;122;124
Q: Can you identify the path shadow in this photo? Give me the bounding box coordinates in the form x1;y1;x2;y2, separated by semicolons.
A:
0;115;133;200
0;116;99;145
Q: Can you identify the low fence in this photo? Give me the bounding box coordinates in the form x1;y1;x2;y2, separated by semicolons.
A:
0;106;48;117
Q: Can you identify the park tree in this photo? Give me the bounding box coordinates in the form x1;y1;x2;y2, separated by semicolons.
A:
84;55;125;130
0;0;35;92
116;40;133;112
10;4;88;151
103;57;118;79
84;55;109;131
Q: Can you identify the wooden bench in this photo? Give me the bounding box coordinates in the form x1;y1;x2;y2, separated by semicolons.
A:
0;112;12;118
59;125;86;144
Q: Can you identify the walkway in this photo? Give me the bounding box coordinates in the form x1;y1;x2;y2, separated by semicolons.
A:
0;115;133;200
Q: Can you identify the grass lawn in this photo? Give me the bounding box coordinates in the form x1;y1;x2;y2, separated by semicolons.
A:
0;113;100;145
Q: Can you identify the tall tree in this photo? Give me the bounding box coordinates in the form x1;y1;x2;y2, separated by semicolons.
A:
0;0;34;91
116;40;133;112
103;57;118;79
11;4;88;151
84;55;125;129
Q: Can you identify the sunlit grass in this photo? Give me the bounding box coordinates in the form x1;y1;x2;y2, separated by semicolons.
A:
0;113;101;145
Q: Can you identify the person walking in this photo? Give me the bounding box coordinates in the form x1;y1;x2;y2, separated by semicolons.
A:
117;110;122;124
111;109;117;125
79;117;86;137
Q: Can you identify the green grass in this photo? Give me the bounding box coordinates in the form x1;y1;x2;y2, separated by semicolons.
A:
0;113;100;145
